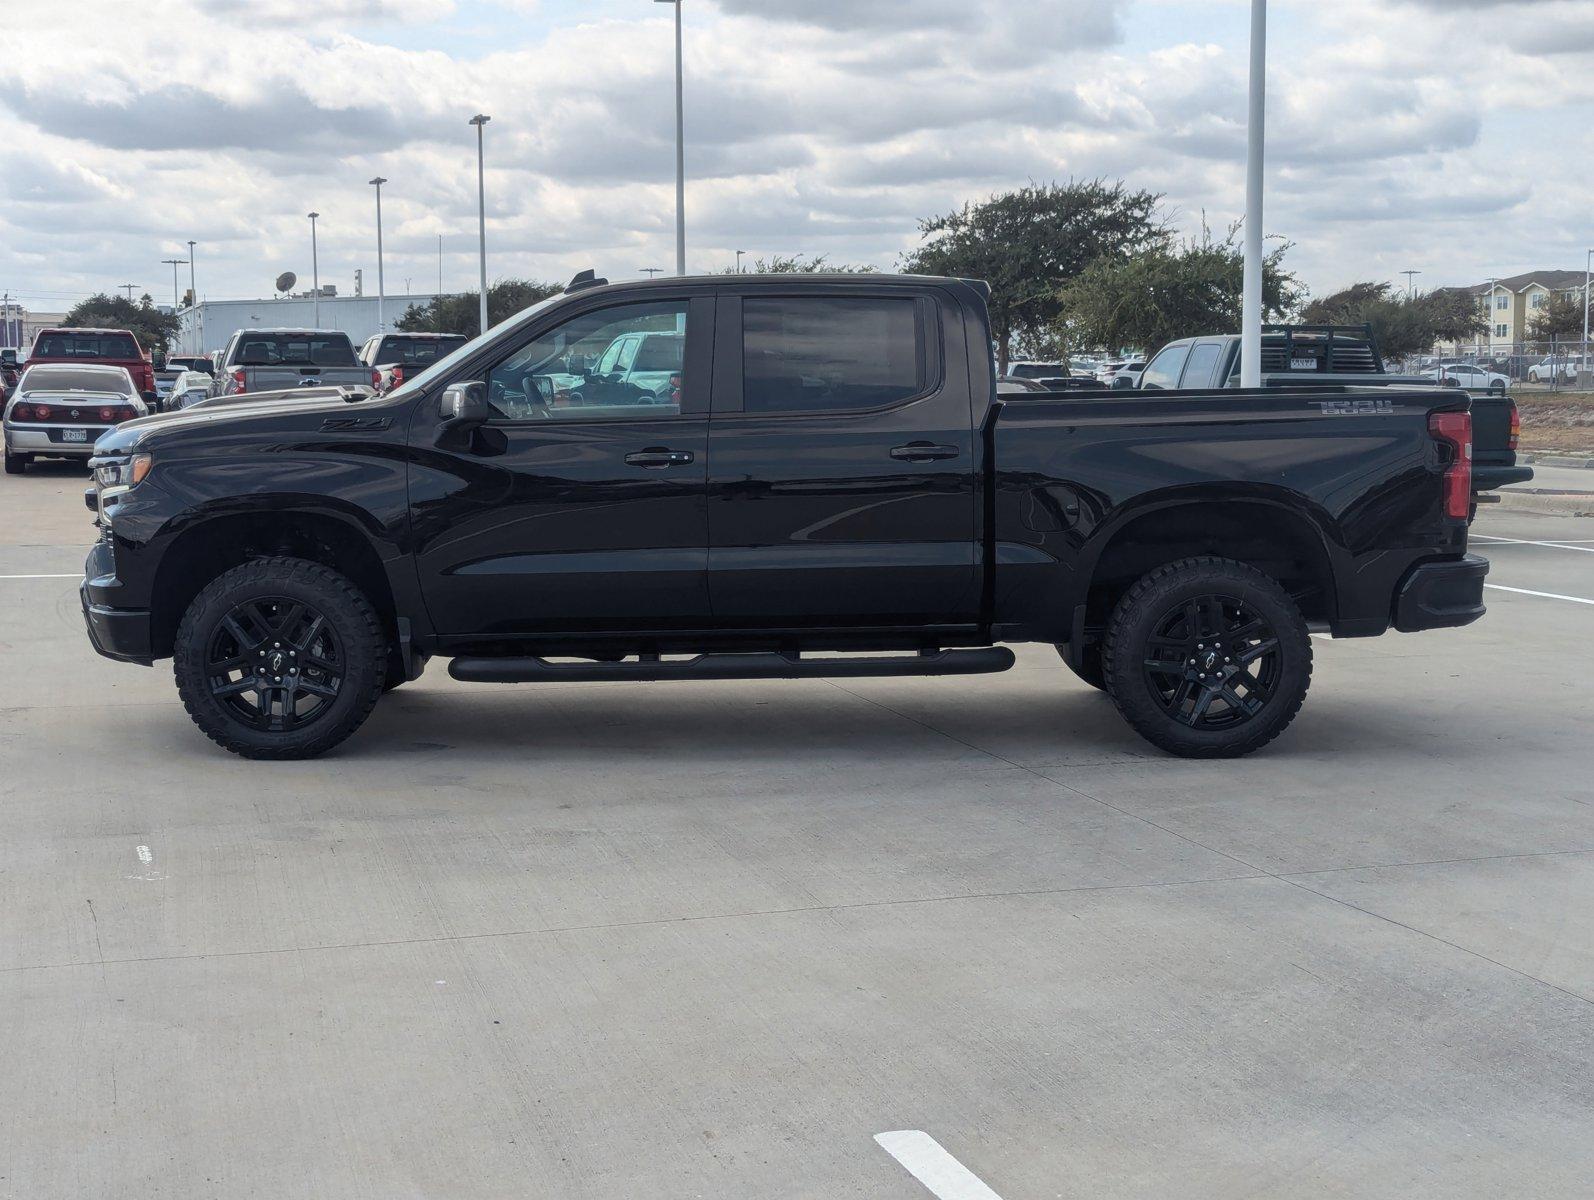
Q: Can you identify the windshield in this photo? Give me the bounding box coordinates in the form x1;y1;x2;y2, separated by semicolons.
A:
390;292;570;397
33;332;140;359
232;334;358;367
20;365;133;394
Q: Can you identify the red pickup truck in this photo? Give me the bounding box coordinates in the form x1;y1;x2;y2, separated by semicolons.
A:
28;328;156;400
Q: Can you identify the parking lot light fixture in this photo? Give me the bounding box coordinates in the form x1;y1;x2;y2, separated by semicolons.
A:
370;177;388;331
469;115;491;335
1583;248;1590;378
655;0;686;276
161;259;187;313
308;212;321;328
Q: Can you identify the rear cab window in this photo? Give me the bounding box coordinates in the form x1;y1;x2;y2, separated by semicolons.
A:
33;333;141;360
230;334;359;367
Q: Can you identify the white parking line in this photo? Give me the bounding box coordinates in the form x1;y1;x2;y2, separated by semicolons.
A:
1485;583;1594;607
0;573;79;580
874;1131;1004;1200
1472;535;1594;554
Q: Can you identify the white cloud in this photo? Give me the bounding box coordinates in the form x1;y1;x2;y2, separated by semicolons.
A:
0;0;1588;315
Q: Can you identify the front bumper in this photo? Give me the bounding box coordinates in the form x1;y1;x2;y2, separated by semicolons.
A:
80;540;153;665
1393;554;1489;633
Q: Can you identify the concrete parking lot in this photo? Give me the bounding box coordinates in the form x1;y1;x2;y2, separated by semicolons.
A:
3;460;1593;1199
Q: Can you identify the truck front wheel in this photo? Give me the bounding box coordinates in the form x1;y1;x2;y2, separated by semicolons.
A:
173;557;388;759
1102;557;1311;759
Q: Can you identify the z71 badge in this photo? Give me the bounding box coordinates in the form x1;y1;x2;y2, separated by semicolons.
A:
1318;398;1394;415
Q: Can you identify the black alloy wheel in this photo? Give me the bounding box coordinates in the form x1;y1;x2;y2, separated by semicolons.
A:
1102;556;1311;759
1140;594;1280;729
205;597;344;732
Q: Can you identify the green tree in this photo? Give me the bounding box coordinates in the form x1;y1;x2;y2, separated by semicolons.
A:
718;254;876;274
397;279;564;337
1302;282;1487;360
1527;287;1589;341
902;180;1167;373
63;293;181;354
1058;226;1303;355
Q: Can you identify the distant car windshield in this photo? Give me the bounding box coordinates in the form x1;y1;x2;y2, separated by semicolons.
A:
378;336;467;366
33;332;140;359
233;334;358;367
20;365;133;394
1009;363;1065;379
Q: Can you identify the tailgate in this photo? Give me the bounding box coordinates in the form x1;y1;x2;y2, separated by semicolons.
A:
246;366;365;389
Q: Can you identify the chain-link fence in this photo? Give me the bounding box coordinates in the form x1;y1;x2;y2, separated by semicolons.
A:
1397;340;1594;391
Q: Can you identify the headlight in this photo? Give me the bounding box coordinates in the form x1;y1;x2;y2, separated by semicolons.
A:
95;453;153;490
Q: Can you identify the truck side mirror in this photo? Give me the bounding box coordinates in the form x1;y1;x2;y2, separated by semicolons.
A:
441;381;492;427
1111;374;1136;390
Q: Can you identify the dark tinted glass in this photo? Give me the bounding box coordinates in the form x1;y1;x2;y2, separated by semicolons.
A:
378;336;466;366
33;333;140;359
19;365;133;394
632;335;683;371
232;334;358;366
743;297;923;413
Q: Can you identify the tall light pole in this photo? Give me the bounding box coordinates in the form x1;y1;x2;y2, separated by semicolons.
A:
1402;269;1421;299
369;177;388;331
656;0;686;275
736;249;746;274
1582;248;1591;383
161;259;187;312
187;240;198;353
469;115;491;335
1239;0;1267;390
1486;276;1498;362
307;212;321;328
438;234;444;297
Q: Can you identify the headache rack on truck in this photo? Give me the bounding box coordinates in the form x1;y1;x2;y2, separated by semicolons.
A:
1261;324;1384;375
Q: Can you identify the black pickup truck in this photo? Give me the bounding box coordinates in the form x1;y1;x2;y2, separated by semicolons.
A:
1129;325;1531;494
81;272;1487;761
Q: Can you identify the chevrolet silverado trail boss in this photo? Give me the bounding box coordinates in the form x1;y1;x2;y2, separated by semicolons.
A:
81;272;1488;760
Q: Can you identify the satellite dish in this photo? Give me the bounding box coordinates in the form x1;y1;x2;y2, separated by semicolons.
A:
275;271;298;294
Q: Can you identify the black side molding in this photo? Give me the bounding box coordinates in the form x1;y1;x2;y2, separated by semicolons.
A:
449;647;1016;684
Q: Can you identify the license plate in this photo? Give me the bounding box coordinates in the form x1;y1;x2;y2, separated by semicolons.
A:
1290;358;1316;370
62;428;89;443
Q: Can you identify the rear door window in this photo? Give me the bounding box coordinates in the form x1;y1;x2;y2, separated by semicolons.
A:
1179;342;1222;388
741;296;925;414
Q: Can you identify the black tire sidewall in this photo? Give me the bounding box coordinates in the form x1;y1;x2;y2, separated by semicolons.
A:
174;559;386;758
1104;558;1311;758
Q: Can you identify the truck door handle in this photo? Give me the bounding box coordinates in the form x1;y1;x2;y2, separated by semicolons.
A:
890;442;960;462
625;448;695;469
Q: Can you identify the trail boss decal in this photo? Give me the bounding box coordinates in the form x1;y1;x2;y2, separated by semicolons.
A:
1317;398;1394;415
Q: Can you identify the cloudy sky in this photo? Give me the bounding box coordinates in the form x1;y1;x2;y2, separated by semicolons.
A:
1;0;1590;315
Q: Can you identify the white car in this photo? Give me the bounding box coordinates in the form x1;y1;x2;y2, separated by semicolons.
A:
1527;356;1587;384
1420;364;1509;393
3;363;146;474
168;369;217;410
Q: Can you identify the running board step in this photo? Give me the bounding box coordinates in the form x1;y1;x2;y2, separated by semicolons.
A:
448;647;1016;684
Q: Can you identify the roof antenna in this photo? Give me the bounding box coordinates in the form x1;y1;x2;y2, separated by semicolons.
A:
566;270;608;293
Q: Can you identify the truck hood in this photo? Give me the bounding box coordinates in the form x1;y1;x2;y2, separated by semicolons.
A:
93;392;397;455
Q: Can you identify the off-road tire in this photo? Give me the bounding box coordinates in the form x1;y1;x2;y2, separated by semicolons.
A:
173;557;388;759
1102;556;1311;759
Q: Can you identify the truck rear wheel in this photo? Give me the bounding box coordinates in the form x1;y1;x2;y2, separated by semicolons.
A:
173;557;388;760
1102;557;1311;759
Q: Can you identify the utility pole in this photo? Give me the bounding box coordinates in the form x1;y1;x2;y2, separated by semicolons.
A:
161;259;187;311
1402;270;1421;299
438;234;444;298
1240;0;1267;389
120;283;139;302
470;115;491;335
370;176;388;330
640;268;664;279
1583;248;1591;386
308;212;321;327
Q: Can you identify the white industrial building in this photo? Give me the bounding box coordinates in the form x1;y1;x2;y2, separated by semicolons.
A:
174;293;455;355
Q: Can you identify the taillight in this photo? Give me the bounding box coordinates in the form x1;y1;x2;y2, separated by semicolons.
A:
100;406;115;421
373;367;387;389
1508;405;1520;452
229;368;247;394
1429;410;1472;521
668;373;683;404
34;404;53;421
